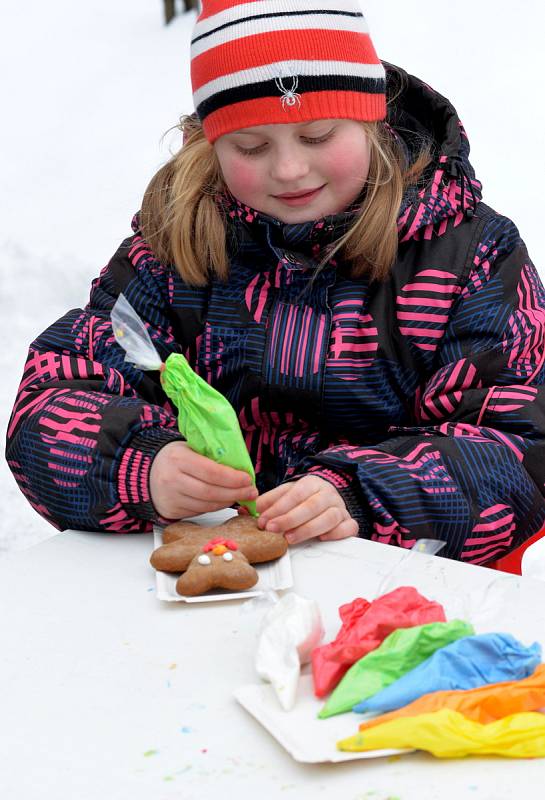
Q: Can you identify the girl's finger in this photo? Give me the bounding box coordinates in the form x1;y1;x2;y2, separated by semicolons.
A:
257;477;342;529
259;478;332;526
166;493;235;517
318;518;360;541
175;469;258;504
178;446;254;489
264;491;335;533
284;506;347;545
255;482;292;516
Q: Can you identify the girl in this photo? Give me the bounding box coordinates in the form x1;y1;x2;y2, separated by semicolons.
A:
7;0;545;564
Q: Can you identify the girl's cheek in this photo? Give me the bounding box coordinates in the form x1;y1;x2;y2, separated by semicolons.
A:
331;152;355;174
325;133;371;184
225;158;263;197
327;149;368;182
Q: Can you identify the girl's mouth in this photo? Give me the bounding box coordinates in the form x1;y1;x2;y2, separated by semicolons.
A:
273;185;325;206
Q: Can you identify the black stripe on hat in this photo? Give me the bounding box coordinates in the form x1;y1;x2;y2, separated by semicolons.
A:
197;74;386;121
192;9;364;45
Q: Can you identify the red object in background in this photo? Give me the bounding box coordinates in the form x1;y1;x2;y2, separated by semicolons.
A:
488;527;545;575
311;586;446;698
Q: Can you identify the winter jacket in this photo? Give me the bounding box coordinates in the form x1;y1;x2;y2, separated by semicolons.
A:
7;66;545;563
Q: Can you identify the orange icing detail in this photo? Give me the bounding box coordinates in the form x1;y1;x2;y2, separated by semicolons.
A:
212;544;228;555
203;537;238;552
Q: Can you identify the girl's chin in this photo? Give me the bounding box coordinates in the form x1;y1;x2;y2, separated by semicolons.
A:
268;197;343;223
273;207;338;224
277;212;324;223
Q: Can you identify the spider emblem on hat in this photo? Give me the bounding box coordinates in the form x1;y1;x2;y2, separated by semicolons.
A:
275;75;301;110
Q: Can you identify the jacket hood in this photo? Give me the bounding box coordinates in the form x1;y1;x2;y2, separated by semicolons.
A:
388;63;482;241
220;64;482;264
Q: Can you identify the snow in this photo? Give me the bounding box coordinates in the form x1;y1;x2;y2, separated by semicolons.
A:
1;0;544;550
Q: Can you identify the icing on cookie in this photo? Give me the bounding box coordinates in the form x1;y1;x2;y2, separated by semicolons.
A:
203;537;239;553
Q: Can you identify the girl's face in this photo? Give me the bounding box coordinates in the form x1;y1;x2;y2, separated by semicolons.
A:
214;119;371;223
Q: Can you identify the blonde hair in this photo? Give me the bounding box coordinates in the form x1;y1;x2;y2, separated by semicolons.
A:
141;114;431;286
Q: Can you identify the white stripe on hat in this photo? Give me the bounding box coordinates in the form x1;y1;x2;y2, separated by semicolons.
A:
193;0;368;41
191;13;369;59
194;59;385;107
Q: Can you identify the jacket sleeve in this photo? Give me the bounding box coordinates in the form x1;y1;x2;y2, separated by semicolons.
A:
290;215;545;564
5;230;193;533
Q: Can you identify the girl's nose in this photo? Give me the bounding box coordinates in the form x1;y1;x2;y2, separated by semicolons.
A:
269;146;310;183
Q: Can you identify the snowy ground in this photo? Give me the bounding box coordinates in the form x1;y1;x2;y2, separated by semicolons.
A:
1;0;544;550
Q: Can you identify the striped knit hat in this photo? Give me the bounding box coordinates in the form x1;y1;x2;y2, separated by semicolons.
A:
191;0;386;143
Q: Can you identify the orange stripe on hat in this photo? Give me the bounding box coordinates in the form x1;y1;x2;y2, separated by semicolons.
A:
198;0;259;21
192;29;380;91
202;90;386;141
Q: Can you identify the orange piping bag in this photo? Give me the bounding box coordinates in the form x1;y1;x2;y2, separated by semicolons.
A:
358;664;545;731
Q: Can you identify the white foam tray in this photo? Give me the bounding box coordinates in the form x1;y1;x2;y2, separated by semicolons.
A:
234;674;412;763
152;511;293;602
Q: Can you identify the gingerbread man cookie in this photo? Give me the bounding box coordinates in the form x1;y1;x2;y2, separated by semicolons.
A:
150;516;288;596
177;538;258;596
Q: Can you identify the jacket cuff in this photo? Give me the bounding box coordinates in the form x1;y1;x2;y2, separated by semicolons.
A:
337;481;373;539
117;427;184;524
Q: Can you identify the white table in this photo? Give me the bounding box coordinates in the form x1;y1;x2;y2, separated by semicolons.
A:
2;524;545;800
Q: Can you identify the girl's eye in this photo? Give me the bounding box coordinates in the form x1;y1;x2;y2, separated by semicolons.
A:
236;130;334;157
305;131;333;144
236;144;267;157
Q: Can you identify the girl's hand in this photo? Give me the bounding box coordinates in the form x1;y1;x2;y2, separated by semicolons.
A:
149;441;258;520
256;475;358;544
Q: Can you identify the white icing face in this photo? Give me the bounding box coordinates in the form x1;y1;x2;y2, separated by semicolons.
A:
222;552;234;562
198;554;212;566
